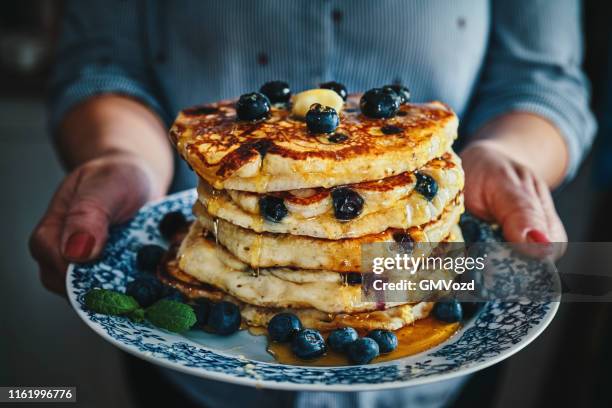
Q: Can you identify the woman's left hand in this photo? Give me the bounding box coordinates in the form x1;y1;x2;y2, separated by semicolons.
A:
460;140;567;250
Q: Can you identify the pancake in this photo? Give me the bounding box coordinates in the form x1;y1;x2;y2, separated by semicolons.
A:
222;151;462;220
174;220;457;314
195;197;464;272
196;165;463;240
159;259;435;331
170;96;458;192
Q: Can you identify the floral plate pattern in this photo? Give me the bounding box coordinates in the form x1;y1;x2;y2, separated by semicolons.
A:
66;189;558;391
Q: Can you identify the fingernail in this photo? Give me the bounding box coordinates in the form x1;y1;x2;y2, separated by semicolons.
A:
526;229;550;244
64;232;95;260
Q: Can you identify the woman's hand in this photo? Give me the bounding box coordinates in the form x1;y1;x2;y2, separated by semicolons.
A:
460;140;567;246
29;153;164;295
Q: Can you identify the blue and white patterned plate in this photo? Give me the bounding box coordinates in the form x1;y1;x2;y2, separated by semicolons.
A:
66;189;558;391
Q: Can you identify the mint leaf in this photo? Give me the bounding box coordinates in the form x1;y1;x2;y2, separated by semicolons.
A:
84;289;139;315
128;308;146;323
145;300;196;332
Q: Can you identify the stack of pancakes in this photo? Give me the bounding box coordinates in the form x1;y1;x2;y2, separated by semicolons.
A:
165;94;464;331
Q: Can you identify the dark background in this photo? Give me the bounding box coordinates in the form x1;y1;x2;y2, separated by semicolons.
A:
1;1;611;407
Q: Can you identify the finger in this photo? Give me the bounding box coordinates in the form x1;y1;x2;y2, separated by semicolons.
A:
29;174;78;288
533;177;567;258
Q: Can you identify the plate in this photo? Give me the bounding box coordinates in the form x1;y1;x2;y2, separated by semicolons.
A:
67;189;559;391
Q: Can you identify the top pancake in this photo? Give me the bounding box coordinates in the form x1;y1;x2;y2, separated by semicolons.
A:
170;95;458;192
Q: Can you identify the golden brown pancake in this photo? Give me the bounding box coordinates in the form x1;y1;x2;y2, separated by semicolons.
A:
173;221;456;313
159;258;435;331
222;151;462;220
171;96;458;192
194;197;464;272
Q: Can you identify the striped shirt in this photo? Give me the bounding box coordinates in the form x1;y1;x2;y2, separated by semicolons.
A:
49;1;594;406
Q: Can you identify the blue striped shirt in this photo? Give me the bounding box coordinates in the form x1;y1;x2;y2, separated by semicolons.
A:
48;1;595;406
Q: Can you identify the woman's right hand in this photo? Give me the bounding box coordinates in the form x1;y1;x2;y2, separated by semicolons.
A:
29;152;164;295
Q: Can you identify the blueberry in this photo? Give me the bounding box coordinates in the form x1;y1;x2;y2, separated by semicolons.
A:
345;272;363;285
331;188;364;221
260;81;291;104
382;84;410;104
193;299;211;327
366;330;398;353
327;327;358;352
136;244;166;273
320;81;347;100
360;88;400;119
414;172;438;201
392;232;414;253
162;286;186;303
126;275;164;307
346;337;380;365
461;301;484;318
259;195;288;223
291;329;327;360
460;216;486;244
268;313;303;342
433;299;463;323
159;211;189;241
306;103;339;134
236;92;271;121
208;301;241;335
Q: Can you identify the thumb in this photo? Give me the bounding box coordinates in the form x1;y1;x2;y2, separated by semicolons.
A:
61;197;112;262
60;159;156;262
487;175;553;257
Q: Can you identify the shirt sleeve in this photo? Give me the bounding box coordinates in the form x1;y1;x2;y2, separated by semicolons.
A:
463;0;596;180
47;0;167;131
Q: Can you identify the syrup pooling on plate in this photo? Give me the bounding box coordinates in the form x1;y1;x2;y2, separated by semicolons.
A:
266;317;460;366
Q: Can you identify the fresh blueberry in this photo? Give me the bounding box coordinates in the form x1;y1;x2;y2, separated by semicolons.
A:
306;103;339;134
259;195;288;223
331;188;364;220
236;92;271;121
126;275;164;307
260;81;291;104
461;301;484;318
136;244;166;273
414;172;438;201
360;88;400;119
162;286;186;303
433;299;463;323
267;313;303;342
320;81;348;100
345;272;363;285
193;299;211;327
327;327;358;352
159;211;189;241
346;337;380;365
209;301;242;335
460;216;486;244
382;84;410;104
392;232;414;253
291;329;327;360
366;330;398;353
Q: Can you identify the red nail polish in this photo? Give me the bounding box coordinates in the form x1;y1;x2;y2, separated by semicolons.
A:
526;229;550;244
64;232;95;260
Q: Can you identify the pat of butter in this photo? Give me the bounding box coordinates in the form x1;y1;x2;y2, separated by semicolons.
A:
291;89;344;118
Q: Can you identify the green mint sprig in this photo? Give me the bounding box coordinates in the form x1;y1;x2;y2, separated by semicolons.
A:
83;289;196;332
84;289;139;315
145;299;196;332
